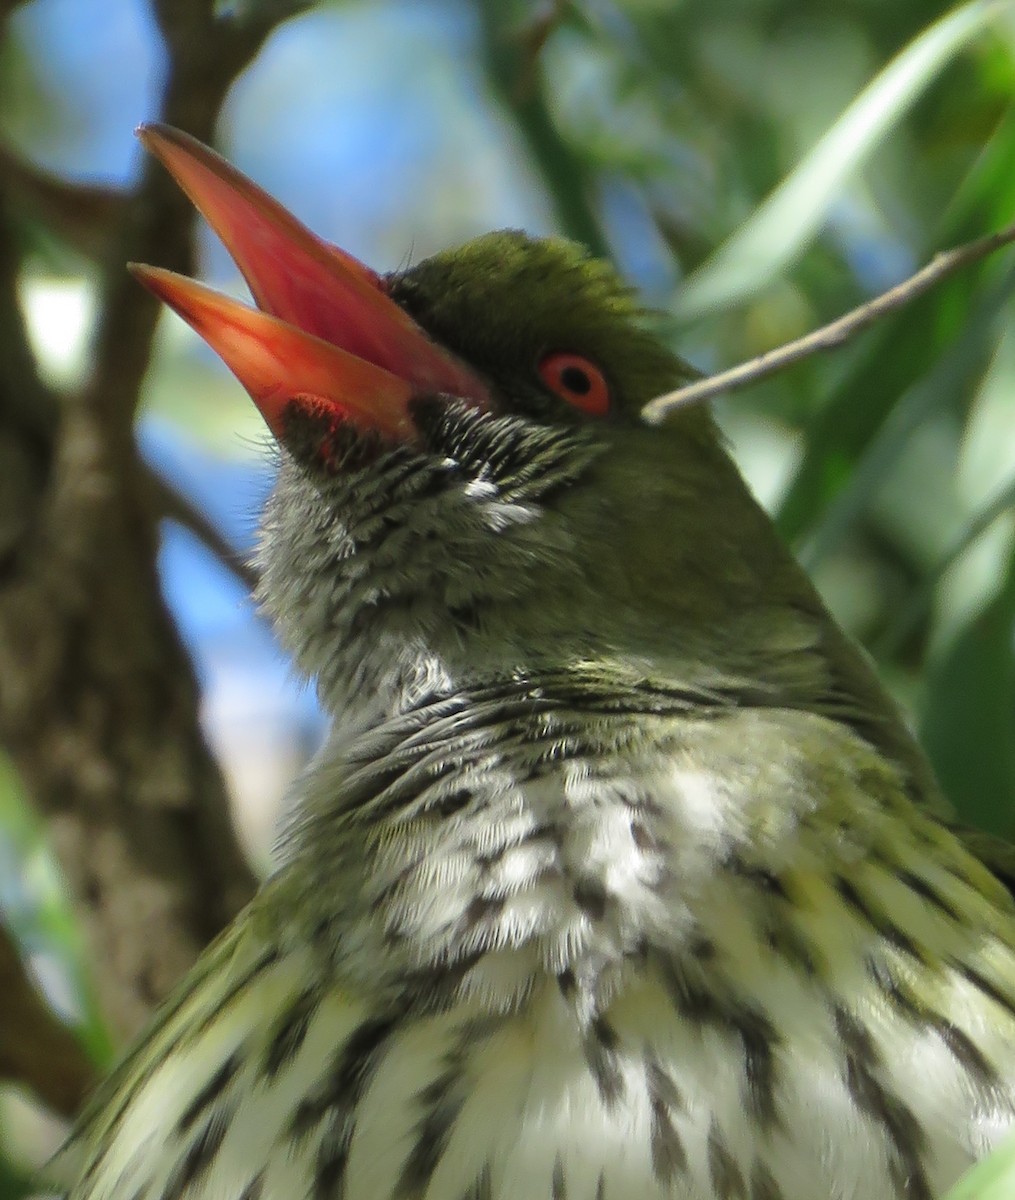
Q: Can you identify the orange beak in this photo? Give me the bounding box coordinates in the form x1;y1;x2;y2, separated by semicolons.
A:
130;124;488;441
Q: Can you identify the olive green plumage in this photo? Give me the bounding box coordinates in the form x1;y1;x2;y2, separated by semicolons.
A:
60;230;1015;1200
391;231;695;416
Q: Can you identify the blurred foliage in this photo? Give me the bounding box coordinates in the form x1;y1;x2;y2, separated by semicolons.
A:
1;0;1015;1192
0;755;114;1071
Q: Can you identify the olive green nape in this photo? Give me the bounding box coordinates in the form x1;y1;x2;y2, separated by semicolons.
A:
388;230;697;415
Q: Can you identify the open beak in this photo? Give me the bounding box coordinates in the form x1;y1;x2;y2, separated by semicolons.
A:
130;124;488;440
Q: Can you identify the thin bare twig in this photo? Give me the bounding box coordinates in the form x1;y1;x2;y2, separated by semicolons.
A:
146;465;259;594
514;0;572;102
641;220;1015;425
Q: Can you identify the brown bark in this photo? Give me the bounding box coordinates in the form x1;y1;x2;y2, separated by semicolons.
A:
0;924;96;1117
0;0;297;1082
0;400;257;1040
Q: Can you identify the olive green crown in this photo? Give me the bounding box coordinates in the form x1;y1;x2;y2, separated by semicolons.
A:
389;230;695;416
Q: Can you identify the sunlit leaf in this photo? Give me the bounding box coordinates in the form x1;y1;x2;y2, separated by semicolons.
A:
675;0;1013;318
776;107;1015;545
944;1131;1015;1199
876;473;1015;657
796;265;1015;569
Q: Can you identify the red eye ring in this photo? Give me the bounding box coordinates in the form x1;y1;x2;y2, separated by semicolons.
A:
537;352;611;417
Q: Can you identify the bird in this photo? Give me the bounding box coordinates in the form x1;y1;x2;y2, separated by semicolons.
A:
59;123;1015;1200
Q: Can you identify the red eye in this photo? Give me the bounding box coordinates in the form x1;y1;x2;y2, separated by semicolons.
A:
537;352;610;416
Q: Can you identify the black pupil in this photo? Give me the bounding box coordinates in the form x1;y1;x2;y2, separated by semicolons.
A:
559;364;592;395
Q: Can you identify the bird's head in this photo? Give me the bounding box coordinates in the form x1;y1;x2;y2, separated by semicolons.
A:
132;126;841;730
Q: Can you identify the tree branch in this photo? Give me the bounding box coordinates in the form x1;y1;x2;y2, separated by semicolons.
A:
84;0;286;445
642;220;1015;424
0;143;125;263
0;0;299;1048
0;0;28;26
146;464;259;594
474;0;610;258
0;922;96;1117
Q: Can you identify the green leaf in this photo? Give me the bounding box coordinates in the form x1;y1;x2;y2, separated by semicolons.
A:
0;754;115;1070
944;1132;1015;1199
776;105;1015;546
920;552;1015;835
796;263;1015;570
0;1154;33;1200
675;0;1013;319
875;473;1015;657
